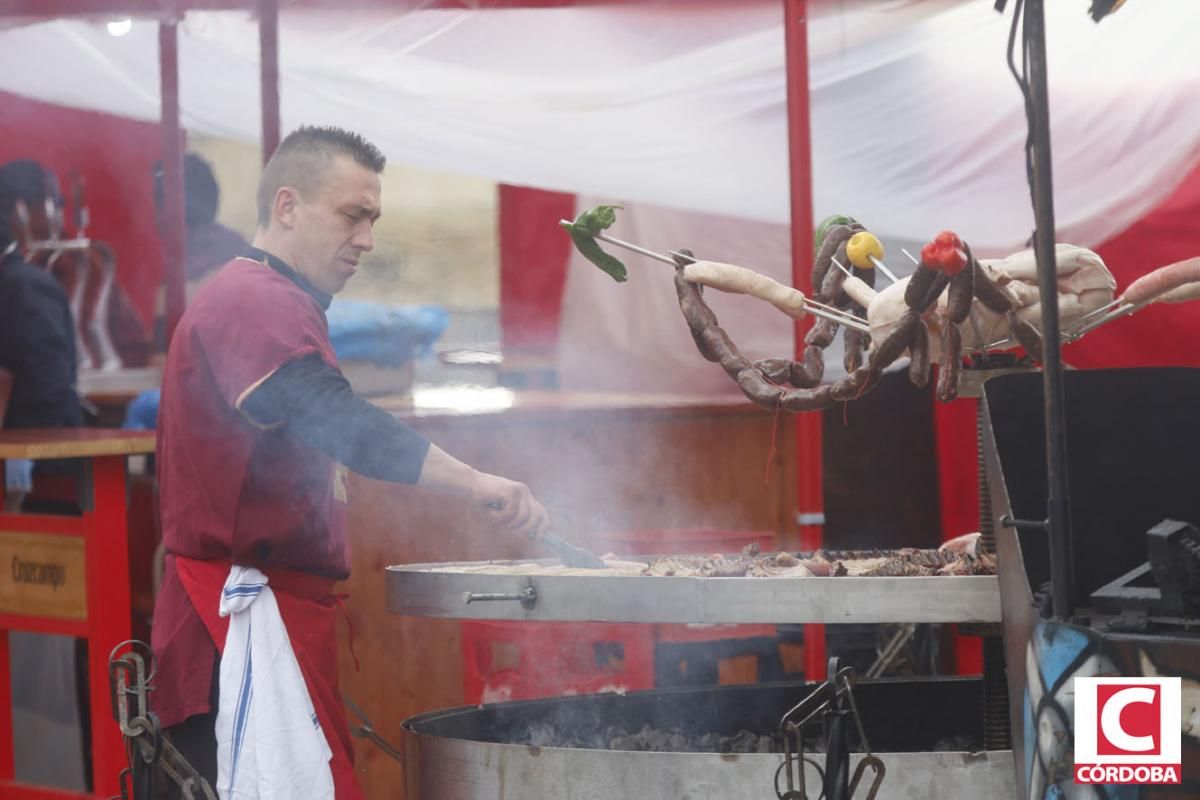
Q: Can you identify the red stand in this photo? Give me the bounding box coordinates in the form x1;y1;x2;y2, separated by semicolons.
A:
0;429;155;799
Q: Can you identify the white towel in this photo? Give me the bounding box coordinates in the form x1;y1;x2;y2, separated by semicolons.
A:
216;566;334;800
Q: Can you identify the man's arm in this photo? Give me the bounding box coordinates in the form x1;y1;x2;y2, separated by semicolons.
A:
241;354;549;538
241;353;431;483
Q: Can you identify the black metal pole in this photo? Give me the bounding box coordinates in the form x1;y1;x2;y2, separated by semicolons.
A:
1024;0;1075;620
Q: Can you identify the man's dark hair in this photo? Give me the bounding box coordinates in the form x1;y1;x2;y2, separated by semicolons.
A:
154;153;221;226
256;126;386;227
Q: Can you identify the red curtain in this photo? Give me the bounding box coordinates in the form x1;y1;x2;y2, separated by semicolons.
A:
0;91;164;330
497;184;576;360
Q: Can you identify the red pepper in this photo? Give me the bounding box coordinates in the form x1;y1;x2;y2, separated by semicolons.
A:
920;231;968;276
920;241;939;264
934;230;963;250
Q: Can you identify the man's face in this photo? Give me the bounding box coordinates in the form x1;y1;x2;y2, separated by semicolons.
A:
286;155;381;296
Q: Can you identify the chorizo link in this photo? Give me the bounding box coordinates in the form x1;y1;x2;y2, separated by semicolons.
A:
869;310;920;371
971;258;1015;314
754;358;793;384
816;245;850;305
830;366;873;401
699;326;751;378
812;224;857;300
908;319;931;388
752;354;823;389
921;271;952;313
795;346;825;387
905;266;938;310
1008;311;1044;362
780;383;836;412
843;325;866;372
674;272;722;361
736;367;785;407
937;325;962;403
946;268;974;325
805;317;839;348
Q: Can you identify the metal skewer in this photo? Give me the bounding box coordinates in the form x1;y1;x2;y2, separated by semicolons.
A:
767;257;867;329
1065;303;1135;338
868;255;900;285
806;300;870;331
591;230;679;266
579;223;1137;344
1070;297;1124;326
563;222;871;332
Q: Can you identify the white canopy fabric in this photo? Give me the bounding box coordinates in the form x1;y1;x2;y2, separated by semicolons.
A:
4;0;1199;395
2;0;1198;252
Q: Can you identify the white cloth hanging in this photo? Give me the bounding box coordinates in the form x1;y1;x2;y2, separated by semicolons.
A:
216;566;334;800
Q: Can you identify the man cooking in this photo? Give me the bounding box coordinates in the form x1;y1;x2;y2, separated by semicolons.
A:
152;126;550;798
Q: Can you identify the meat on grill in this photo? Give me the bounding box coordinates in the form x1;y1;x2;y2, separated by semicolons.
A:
426;546;996;578
641;548;995;579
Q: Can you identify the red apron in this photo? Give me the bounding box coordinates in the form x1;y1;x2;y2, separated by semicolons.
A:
174;557;363;800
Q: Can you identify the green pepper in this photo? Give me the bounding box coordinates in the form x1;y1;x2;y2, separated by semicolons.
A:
559;204;627;282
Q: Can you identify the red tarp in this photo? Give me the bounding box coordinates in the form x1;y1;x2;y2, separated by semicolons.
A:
0;91;164;329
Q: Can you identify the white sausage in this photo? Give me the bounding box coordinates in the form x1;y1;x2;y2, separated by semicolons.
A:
682;260;808;319
1121;257;1200;307
841;275;877;309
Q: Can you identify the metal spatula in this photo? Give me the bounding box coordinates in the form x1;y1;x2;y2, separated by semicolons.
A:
486;500;606;568
537;531;606;569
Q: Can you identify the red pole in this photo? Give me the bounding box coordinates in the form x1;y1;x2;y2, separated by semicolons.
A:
259;0;281;164
783;0;826;681
0;620;11;785
159;18;187;348
86;456;135;798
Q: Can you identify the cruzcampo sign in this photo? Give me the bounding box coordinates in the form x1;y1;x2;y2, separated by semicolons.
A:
0;531;86;620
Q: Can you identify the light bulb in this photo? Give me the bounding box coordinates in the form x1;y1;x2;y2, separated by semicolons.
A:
106;19;133;37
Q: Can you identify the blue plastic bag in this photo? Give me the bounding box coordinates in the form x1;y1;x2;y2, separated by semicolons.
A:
326;301;448;367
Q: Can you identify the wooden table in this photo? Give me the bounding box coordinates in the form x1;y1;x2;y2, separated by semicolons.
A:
0;428;156;800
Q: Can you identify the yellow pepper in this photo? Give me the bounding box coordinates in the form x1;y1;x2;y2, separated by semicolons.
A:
846;231;884;270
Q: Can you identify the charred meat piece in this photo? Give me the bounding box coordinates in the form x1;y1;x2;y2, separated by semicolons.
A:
633;549;996;578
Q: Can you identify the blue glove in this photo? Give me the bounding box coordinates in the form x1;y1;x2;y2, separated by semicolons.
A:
5;458;33;493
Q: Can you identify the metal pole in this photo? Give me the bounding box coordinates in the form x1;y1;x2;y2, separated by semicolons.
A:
159;18;187;347
259;0;281;163
783;0;827;680
1024;0;1074;620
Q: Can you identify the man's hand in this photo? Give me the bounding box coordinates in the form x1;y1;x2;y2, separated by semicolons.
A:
416;443;551;541
471;472;551;542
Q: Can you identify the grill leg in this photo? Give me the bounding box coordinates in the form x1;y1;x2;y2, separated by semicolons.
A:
978;402;1011;750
